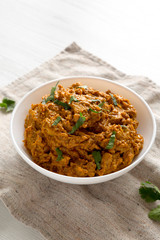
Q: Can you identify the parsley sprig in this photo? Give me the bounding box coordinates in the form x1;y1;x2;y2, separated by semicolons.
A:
0;98;15;112
139;181;160;221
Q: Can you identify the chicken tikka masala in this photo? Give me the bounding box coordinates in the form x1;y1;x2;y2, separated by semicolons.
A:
24;82;144;177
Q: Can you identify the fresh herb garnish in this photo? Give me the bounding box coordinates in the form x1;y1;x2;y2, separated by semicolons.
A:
120;125;127;129
52;116;61;126
69;96;79;104
89;108;102;113
77;85;88;89
98;101;105;108
139;181;160;202
0;98;15;112
56;147;63;161
44;81;59;104
90;99;105;109
106;131;116;149
42;98;46;105
109;93;117;106
54;99;71;110
92;150;101;170
90;99;101;103
148;206;160;221
69;112;86;134
139;181;160;221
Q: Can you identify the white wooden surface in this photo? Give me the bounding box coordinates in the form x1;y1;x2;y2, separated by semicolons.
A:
0;0;160;239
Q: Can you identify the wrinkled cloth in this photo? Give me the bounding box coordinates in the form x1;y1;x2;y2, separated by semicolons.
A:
0;43;160;240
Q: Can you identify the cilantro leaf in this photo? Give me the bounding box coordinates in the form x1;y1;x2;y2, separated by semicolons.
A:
109;93;117;106
56;148;63;161
98;101;105;108
139;181;160;202
54;99;71;110
0;98;15;112
0;102;7;108
69;96;79;104
69;112;86;134
44;81;59;103
77;85;88;89
148;206;160;221
51;81;59;96
92;150;101;170
52;116;61;126
106;131;116;149
45;95;54;103
89;108;102;113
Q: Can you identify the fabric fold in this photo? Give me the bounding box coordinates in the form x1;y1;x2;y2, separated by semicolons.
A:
0;42;159;240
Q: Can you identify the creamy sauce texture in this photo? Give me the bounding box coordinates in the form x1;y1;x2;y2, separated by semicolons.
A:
24;82;144;177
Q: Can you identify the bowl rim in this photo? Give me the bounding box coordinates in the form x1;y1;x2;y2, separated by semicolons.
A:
10;76;157;184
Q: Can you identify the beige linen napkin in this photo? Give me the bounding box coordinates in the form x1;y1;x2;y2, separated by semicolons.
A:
0;43;160;240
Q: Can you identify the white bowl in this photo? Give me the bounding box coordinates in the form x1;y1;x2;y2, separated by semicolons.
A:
10;76;156;184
